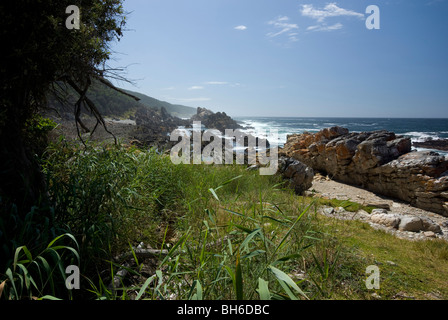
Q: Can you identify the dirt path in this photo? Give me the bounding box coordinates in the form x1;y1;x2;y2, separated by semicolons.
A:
308;174;448;241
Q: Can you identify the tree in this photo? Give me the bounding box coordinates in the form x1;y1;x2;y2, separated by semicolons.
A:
0;0;133;216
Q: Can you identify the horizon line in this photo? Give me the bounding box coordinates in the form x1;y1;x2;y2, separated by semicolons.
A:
232;115;448;119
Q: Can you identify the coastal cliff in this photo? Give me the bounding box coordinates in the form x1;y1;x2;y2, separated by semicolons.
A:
281;127;448;216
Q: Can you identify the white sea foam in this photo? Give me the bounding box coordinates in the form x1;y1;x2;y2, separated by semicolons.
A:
413;147;448;157
235;117;448;156
403;131;442;142
239;120;287;145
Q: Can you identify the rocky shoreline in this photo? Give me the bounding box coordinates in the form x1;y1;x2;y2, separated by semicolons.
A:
50;107;448;223
49;105;247;149
280;127;448;217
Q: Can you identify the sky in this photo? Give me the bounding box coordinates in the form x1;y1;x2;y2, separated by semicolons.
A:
107;0;448;118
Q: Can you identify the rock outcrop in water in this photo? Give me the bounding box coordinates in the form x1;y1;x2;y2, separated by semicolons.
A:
132;106;262;154
413;138;448;152
132;106;188;149
281;127;448;216
190;107;243;132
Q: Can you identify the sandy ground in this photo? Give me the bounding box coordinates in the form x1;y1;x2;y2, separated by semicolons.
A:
50;117;137;144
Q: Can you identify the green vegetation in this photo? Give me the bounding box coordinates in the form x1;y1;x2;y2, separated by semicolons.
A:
315;198;377;214
331;219;448;299
2;139;447;300
1;0;128;222
47;80;141;120
47;80;197;120
1;2;447;301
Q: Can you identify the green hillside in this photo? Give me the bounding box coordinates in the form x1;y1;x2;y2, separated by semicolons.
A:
47;80;197;119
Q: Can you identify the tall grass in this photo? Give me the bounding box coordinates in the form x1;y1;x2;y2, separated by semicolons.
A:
2;139;371;300
0;233;79;300
124;166;323;300
43;141;187;263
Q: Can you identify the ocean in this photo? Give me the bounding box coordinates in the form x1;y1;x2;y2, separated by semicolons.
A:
235;117;448;156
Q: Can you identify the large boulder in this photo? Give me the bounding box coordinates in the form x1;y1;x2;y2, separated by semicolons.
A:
398;216;441;233
374;151;448;214
278;157;314;194
398;216;424;232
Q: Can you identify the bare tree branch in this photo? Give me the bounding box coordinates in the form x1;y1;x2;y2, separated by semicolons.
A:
67;77;118;145
94;76;141;102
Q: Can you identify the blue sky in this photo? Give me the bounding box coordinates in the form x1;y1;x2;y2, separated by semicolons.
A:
108;0;448;118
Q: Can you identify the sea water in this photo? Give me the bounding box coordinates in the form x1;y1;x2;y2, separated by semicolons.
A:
235;117;448;156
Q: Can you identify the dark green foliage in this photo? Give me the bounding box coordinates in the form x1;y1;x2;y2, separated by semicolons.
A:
24;114;58;157
0;0;129;300
0;0;127;213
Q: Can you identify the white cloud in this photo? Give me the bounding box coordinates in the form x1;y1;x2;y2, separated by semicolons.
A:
188;86;204;90
288;32;299;42
204;81;243;87
301;3;364;22
205;81;228;85
234;25;247;31
277;16;290;22
306;23;343;32
267;16;299;40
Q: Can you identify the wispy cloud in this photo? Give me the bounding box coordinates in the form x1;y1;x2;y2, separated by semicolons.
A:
288;32;299;42
169;97;211;103
234;25;247;31
267;16;299;42
300;3;363;33
301;3;364;22
306;23;343;32
188;86;204;90
204;81;228;85
204;81;242;87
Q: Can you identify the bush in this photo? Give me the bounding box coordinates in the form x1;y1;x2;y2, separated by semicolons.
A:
24;114;58;156
42;141;188;274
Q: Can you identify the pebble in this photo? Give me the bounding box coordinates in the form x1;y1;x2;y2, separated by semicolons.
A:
424;231;437;238
371;208;389;215
371;293;382;300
